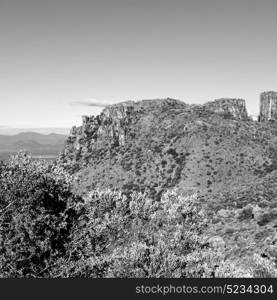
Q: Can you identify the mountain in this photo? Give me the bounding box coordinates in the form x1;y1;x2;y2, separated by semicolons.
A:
59;97;254;197
59;97;277;261
0;132;67;161
0;132;67;145
0;127;70;135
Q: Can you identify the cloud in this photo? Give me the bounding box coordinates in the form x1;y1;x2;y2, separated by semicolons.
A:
70;99;114;107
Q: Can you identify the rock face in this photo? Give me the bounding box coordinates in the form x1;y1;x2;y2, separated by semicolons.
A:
258;91;277;122
60;98;188;167
203;98;248;120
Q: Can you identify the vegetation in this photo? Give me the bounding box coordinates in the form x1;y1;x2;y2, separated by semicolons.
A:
0;151;81;277
0;151;276;277
1;100;277;277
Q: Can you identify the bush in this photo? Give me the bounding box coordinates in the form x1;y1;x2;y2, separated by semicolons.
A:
0;151;82;277
0;153;259;277
57;189;245;278
249;254;277;278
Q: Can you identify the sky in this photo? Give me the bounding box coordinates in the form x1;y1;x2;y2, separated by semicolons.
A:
0;0;277;132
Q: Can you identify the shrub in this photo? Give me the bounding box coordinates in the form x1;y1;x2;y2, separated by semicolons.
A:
0;153;257;277
249;254;277;278
0;151;82;277
57;189;244;278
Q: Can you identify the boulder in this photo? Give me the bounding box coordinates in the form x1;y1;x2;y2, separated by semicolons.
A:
207;236;226;249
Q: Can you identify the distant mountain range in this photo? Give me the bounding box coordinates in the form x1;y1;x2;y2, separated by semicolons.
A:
0;132;67;161
0;127;70;135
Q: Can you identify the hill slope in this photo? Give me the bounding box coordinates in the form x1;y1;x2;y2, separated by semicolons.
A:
59;98;277;260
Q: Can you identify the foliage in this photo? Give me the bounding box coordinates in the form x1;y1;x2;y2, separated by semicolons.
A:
249;254;277;278
0;151;82;277
53;189;250;278
1;151;277;278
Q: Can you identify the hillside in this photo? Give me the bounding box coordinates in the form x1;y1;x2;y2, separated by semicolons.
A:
59;98;265;197
59;98;277;262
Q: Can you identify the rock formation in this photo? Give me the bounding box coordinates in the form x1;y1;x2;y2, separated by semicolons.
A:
60;98;251;168
60;98;188;166
203;98;248;120
258;91;277;122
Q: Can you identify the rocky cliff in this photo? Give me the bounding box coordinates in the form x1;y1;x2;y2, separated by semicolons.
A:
259;91;277;122
203;98;248;120
60;98;188;167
